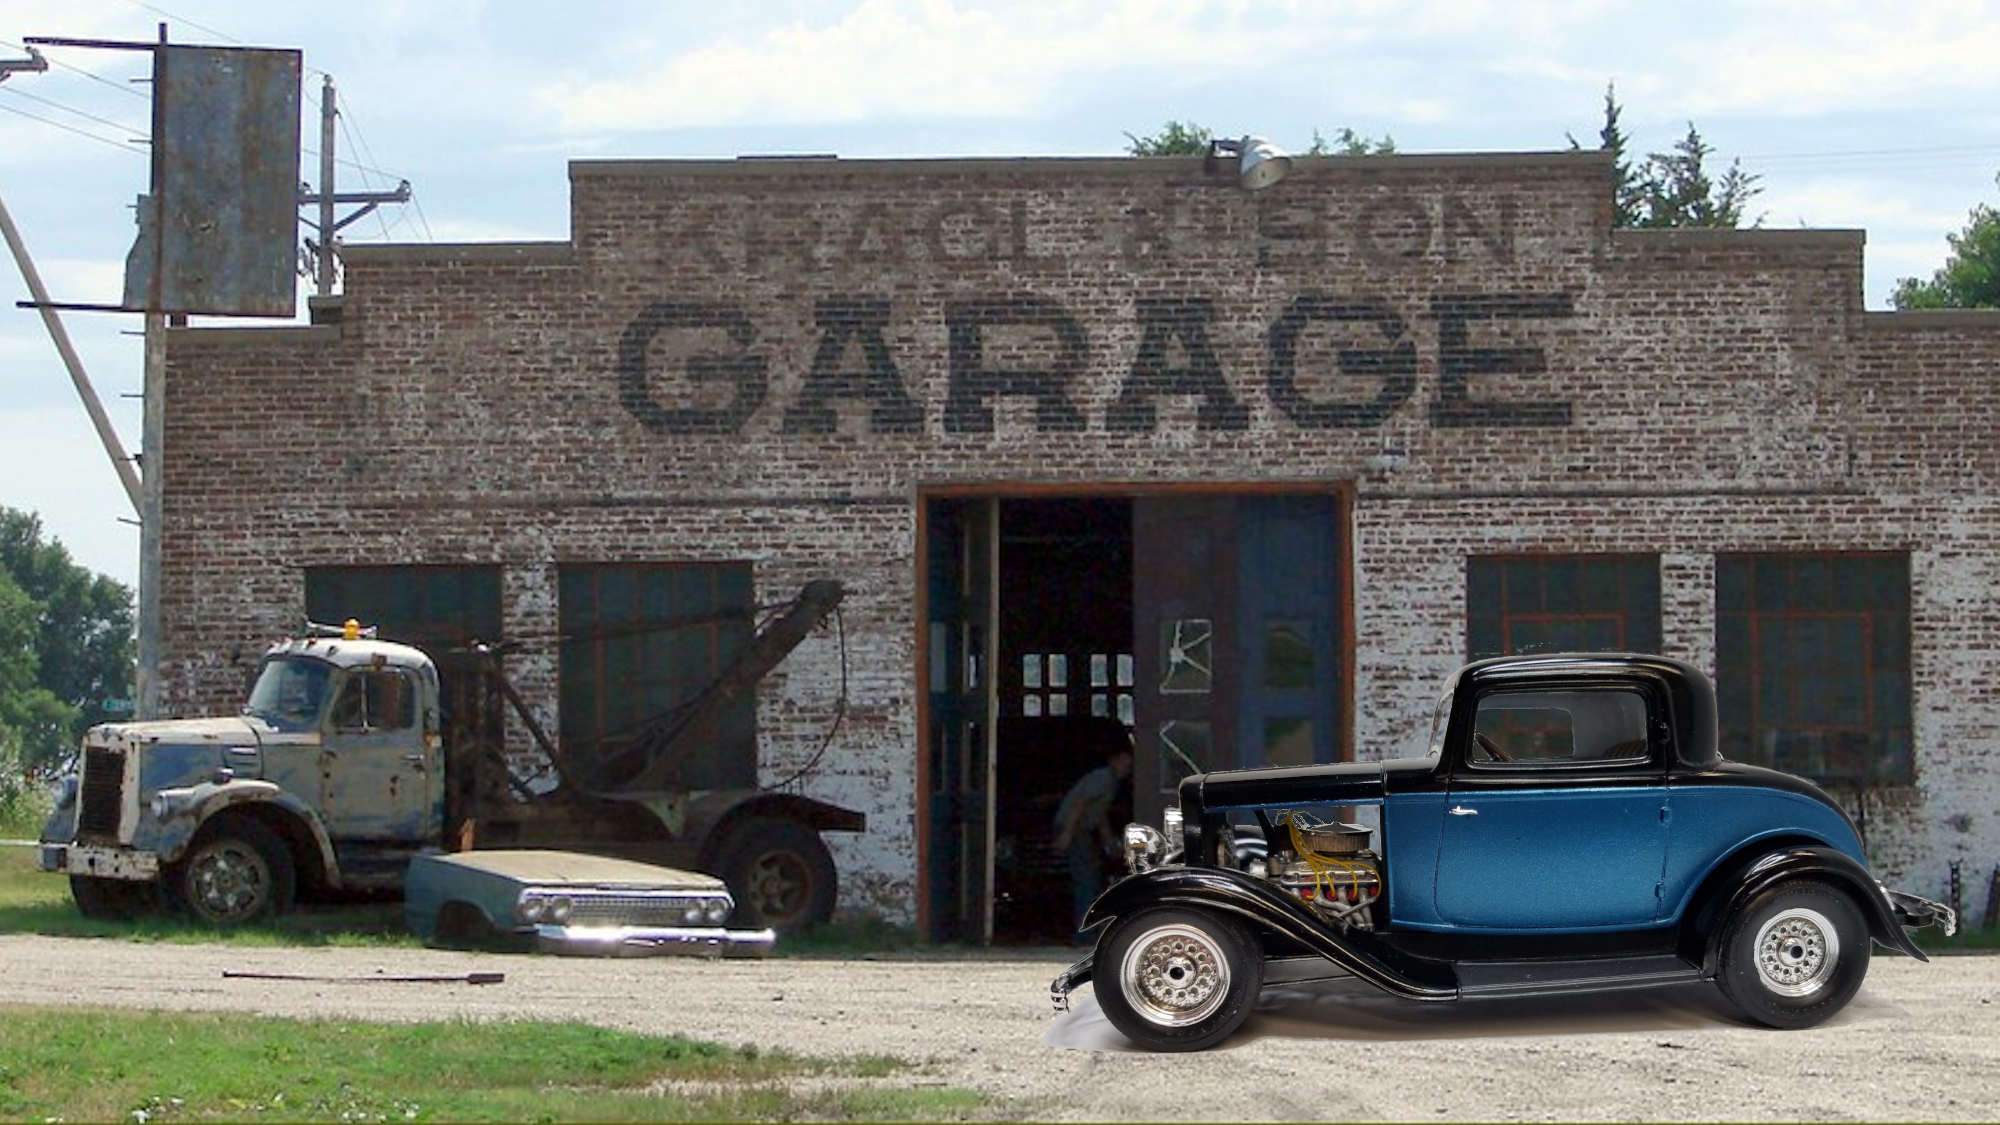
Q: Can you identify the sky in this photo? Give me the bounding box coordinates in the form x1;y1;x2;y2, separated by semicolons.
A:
2;0;1998;591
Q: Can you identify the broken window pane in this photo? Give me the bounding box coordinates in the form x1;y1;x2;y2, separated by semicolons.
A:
1159;720;1210;791
1160;619;1213;694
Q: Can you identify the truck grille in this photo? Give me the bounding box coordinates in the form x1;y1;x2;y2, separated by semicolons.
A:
78;746;126;838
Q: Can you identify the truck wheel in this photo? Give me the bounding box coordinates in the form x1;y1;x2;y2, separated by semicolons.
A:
1715;878;1869;1029
69;875;160;921
715;817;837;931
1095;907;1264;1052
171;819;297;926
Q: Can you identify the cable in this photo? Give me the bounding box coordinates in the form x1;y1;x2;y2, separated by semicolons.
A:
0;85;147;139
0;37;150;101
128;1;243;45
763;603;849;794
0;99;145;153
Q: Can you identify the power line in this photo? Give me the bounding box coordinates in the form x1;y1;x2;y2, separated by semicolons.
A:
0;85;147;140
0;99;145;153
128;1;242;45
0;36;150;101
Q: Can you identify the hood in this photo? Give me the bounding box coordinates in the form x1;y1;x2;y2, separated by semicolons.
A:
87;715;267;753
426;849;725;891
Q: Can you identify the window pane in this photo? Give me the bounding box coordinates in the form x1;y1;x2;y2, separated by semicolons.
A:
1160;619;1214;694
1159;720;1210;791
1264;718;1314;768
1265;622;1314;689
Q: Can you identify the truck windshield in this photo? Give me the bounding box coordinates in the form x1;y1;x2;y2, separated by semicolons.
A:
245;656;334;727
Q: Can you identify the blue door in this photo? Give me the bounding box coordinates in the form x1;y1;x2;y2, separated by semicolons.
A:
1433;687;1669;929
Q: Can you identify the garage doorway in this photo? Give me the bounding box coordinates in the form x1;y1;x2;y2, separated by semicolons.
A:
919;488;1347;944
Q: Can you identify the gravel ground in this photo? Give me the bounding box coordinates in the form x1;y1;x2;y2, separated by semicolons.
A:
2;934;1996;1121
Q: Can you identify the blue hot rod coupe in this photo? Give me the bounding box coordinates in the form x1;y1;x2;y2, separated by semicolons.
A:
1051;653;1956;1052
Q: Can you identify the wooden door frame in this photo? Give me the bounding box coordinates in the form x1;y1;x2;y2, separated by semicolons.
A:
913;480;1354;941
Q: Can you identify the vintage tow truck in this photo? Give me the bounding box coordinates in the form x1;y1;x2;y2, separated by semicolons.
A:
1052;653;1956;1051
37;580;863;935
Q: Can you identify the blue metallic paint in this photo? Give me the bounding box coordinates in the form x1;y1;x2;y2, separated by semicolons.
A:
1434;786;1668;929
1662;785;1864;919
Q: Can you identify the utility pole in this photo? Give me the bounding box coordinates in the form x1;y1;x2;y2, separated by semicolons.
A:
298;74;410;299
0;47;144;512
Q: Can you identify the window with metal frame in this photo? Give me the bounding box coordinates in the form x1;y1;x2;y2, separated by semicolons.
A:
558;562;756;792
1715;553;1911;785
1467;554;1662;660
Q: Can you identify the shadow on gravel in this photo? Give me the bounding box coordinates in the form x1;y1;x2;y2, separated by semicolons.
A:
1047;977;1909;1053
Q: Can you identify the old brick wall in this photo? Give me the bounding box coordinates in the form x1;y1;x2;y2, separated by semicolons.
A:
160;151;2000;922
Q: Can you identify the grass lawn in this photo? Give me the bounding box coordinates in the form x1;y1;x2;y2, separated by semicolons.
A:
0;1006;1001;1122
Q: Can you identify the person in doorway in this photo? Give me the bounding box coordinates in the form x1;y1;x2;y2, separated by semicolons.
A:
1052;740;1134;944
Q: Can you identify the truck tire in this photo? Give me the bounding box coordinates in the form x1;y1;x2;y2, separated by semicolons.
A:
1714;878;1869;1029
170;818;297;926
68;875;160;921
714;816;837;932
1095;906;1264;1052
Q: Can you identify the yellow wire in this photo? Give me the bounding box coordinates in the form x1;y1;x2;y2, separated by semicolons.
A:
1279;810;1379;904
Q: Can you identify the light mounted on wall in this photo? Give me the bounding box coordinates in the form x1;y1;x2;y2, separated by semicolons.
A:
1205;135;1292;190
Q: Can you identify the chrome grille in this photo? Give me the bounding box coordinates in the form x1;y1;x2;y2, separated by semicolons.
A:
566;892;718;926
78;746;125;838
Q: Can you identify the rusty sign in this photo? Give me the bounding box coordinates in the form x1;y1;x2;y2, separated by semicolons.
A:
121;45;301;316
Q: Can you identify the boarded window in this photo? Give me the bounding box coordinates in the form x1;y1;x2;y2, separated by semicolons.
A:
304;565;503;749
1716;553;1911;785
559;563;755;791
1467;555;1662;659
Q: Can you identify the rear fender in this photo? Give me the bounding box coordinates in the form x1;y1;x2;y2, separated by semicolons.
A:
688;791;866;868
1693;845;1925;971
1083;866;1458;1002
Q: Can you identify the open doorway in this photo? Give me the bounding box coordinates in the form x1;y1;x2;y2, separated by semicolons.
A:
921;488;1346;945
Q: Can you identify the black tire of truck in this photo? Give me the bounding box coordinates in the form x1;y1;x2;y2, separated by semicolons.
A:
713;817;838;932
168;818;298;926
68;874;161;921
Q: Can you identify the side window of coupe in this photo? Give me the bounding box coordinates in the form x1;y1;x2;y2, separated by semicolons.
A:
1469;689;1650;765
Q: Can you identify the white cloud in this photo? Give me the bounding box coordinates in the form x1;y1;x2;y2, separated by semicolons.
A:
536;0;1314;131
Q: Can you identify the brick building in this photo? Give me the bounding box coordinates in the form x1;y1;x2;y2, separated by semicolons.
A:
157;151;2000;940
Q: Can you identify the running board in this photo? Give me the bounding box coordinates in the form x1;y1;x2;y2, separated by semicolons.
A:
1454;954;1703;1000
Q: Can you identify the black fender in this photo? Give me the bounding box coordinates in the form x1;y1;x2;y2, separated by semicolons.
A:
1083;865;1458;1002
1696;845;1927;973
687;790;865;868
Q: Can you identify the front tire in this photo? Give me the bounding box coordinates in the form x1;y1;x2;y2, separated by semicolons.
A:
1715;878;1869;1029
69;875;160;921
1095;907;1264;1052
170;819;297;926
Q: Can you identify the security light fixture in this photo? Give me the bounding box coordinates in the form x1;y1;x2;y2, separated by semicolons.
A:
1205;135;1292;190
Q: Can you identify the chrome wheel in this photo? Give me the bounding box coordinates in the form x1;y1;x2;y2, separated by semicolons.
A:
1754;906;1840;997
1120;922;1231;1027
183;837;273;924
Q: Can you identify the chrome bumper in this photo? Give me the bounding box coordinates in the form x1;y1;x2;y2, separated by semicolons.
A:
1885;886;1958;937
534;923;776;958
1050;954;1094;1015
39;842;159;881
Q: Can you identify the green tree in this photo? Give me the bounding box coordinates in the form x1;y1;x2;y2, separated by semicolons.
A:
1893;178;2000;309
1124;120;1213;156
1124;122;1395;158
0;507;133;773
1571;84;1760;228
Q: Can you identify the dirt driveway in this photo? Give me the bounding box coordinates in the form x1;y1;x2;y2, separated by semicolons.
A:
2;934;1995;1121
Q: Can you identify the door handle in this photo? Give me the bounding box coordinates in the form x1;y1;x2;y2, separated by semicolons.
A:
1449;805;1478;816
402;753;427;764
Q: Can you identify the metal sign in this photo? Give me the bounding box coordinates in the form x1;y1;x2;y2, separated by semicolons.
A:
120;45;301;316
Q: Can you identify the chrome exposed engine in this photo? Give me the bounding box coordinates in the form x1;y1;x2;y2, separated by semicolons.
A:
1259;814;1380;931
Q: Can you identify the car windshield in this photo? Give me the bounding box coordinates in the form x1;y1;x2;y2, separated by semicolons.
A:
1424;668;1461;757
244;656;333;727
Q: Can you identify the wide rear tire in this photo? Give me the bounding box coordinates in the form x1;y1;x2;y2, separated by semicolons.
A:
1095;907;1264;1052
1715;878;1869;1029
